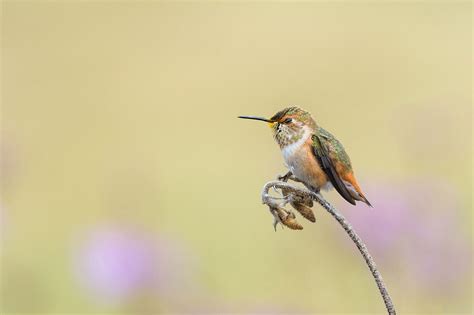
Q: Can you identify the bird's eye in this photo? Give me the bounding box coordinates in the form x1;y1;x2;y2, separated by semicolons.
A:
283;118;293;124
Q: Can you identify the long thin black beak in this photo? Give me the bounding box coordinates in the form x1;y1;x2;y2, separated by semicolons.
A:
238;116;273;123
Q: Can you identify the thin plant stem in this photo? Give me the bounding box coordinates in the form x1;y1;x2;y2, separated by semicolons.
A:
261;180;396;315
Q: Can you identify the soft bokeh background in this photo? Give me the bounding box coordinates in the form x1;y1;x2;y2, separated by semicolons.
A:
1;1;472;314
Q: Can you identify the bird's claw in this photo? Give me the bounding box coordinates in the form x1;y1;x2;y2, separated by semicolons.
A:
277;171;292;182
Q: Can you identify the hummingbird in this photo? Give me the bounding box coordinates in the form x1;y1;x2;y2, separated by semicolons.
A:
239;106;372;207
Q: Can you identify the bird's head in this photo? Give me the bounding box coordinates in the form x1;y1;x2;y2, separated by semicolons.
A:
238;106;316;148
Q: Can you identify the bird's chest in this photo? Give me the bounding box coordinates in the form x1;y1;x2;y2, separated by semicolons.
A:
282;141;311;177
281;138;328;189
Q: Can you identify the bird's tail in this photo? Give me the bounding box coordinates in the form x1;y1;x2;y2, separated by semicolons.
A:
358;192;372;208
342;174;373;207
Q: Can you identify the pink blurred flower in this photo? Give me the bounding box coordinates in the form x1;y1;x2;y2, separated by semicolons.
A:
73;225;195;306
339;179;471;293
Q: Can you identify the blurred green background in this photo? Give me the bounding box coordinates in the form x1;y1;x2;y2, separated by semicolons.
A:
1;1;472;314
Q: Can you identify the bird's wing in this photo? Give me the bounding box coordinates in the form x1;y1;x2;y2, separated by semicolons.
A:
311;132;356;205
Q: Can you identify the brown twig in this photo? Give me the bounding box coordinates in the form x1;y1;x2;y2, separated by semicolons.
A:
261;179;396;315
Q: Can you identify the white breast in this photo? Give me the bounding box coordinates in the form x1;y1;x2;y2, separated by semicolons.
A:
281;128;311;169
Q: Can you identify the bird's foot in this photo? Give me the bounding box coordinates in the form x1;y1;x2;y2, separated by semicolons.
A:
277;171;293;182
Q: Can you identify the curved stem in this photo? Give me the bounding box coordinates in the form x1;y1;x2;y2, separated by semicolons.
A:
261;180;396;315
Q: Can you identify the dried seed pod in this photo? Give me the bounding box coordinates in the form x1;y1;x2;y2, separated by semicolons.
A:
272;206;286;222
282;211;304;230
302;197;313;208
281;187;313;208
281;187;292;198
273;206;303;230
293;194;313;207
290;201;316;223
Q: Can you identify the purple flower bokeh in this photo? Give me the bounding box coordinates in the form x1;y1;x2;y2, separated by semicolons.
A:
73;225;196;306
338;179;471;294
75;227;156;301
